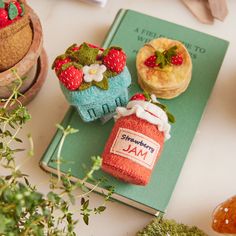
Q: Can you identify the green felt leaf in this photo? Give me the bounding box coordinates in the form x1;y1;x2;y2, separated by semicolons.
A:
56;62;73;76
165;45;177;62
65;44;77;54
167;111;176;123
8;2;18;20
110;46;122;51
155;45;178;68
143;90;151;101
0;0;4;9
20;3;25;16
103;70;117;80
75;43;99;66
79;82;92;91
51;54;68;69
155;51;166;68
92;77;109;90
101;48;110;58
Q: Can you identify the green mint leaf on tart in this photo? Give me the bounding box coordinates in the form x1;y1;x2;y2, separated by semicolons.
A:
164;45;178;62
0;0;4;9
74;43;99;65
20;2;25;16
92;77;109;90
155;51;166;68
154;46;178;68
8;2;18;20
79;82;92;91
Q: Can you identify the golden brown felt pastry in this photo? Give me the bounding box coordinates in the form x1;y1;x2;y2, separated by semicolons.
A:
136;38;192;99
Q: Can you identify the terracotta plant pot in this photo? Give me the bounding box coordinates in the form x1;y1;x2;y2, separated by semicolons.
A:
0;6;32;72
0;5;47;102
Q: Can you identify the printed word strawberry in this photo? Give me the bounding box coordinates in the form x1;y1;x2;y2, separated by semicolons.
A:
130;93;146;101
103;48;126;73
58;66;83;91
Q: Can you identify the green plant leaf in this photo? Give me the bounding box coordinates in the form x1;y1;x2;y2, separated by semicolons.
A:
83;200;89;210
8;2;18;20
97;206;106;213
83;215;89;225
14;137;22;143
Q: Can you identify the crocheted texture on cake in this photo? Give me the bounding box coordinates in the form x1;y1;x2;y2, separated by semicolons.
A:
60;66;131;122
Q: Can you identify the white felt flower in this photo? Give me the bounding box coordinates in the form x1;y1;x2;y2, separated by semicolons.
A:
83;64;107;83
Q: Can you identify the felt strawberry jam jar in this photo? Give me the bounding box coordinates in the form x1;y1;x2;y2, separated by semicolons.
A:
102;93;174;185
52;42;131;122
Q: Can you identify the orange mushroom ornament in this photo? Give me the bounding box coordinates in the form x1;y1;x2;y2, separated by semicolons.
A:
212;195;236;234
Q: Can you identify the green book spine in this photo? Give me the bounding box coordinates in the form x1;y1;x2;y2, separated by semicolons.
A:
40;9;229;215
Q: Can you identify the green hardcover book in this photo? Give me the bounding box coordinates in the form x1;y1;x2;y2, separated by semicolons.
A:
40;9;229;215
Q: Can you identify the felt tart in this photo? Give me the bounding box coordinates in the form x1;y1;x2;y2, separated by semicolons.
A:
136;38;192;99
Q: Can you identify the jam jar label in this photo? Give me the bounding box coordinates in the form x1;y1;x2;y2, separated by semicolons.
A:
110;128;161;169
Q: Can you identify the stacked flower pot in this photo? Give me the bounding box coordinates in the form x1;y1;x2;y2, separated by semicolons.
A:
0;0;48;106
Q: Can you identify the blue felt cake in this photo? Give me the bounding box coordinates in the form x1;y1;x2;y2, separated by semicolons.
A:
52;42;131;122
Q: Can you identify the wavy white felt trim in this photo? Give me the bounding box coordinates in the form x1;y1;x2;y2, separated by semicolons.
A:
115;100;171;141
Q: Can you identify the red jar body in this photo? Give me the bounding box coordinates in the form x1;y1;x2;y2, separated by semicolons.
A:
102;114;165;185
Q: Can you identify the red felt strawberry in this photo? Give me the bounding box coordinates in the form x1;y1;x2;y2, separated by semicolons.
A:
130;93;146;101
53;57;71;72
0;8;9;28
144;55;158;68
58;66;83;91
103;48;126;73
171;54;183;65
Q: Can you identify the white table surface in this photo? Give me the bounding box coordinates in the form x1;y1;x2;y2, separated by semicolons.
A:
21;0;236;235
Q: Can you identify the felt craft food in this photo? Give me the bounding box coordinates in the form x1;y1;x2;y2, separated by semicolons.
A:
136;37;192;99
52;42;131;122
212;195;236;234
0;0;32;71
102;92;174;185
